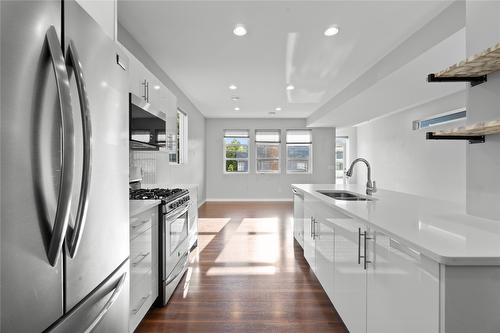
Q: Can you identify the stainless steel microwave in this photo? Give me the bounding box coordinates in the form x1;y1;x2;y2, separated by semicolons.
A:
129;93;166;150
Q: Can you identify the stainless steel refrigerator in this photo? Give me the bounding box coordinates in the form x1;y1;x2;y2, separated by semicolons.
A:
1;0;130;332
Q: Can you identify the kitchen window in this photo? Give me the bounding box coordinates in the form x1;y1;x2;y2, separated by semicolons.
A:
255;129;281;173
286;129;312;174
177;109;188;164
224;129;249;173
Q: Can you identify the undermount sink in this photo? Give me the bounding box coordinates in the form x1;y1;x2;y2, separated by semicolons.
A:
317;190;374;201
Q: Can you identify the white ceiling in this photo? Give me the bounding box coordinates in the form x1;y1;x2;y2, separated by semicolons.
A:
118;1;452;119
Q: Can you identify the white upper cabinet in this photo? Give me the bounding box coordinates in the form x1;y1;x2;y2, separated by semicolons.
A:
366;231;439;333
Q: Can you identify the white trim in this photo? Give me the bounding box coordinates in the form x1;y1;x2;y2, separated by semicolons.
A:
197;199;206;208
206;198;293;202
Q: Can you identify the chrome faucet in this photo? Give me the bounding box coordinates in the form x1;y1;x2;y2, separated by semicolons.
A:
345;158;377;195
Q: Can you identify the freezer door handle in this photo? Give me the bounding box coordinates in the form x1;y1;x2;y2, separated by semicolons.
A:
65;39;93;259
83;272;127;333
45;25;75;267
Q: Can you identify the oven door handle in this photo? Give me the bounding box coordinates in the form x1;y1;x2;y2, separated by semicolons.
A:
165;205;189;221
165;251;189;285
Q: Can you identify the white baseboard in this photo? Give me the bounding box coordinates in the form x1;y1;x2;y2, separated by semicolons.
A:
205;198;293;202
197;199;206;208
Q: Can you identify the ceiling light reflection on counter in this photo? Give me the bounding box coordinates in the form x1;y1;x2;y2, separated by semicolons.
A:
286;84;295;91
275;107;282;111
154;85;160;90
324;25;339;36
233;24;247;36
229;84;237;90
234;107;240;111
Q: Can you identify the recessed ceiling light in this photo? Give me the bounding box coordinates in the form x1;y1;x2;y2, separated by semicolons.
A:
324;25;339;37
233;24;247;36
234;107;240;111
229;84;238;90
286;84;295;91
154;85;161;90
231;96;240;101
275;107;282;111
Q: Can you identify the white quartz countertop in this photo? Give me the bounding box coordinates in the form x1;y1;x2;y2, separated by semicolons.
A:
292;184;500;266
130;200;161;217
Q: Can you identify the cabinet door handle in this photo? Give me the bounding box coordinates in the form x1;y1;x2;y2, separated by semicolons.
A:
315;219;320;240
363;231;372;270
310;217;314;239
131;294;151;315
142;79;148;101
132;252;151;267
358;228;372;269
358;228;362;264
131;219;149;229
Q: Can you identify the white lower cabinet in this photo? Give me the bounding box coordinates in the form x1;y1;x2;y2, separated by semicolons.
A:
129;206;159;332
366;232;439;333
293;189;304;248
314;217;334;300
301;195;441;333
331;217;367;333
303;195;316;271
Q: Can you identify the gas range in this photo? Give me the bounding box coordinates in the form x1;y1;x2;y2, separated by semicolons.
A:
129;187;191;306
129;188;190;214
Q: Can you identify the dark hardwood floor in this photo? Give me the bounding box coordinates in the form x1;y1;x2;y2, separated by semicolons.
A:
136;202;348;333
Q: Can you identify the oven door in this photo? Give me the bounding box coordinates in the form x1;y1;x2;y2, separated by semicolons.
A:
163;205;189;278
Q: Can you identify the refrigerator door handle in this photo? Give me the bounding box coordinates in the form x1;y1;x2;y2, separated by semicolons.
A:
82;272;127;333
45;25;75;267
65;39;92;258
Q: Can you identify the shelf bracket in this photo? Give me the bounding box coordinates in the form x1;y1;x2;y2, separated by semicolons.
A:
427;74;488;87
426;132;485;144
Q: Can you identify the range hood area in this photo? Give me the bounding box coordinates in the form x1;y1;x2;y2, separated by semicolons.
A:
129;93;166;151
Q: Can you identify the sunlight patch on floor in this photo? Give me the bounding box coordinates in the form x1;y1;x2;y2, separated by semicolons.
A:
215;217;280;264
206;265;277;276
235;217;279;233
197;218;232;252
198;217;231;233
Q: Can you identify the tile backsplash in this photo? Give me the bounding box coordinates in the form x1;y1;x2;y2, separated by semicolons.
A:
130;151;157;184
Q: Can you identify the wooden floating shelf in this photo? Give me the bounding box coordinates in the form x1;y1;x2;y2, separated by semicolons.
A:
426;120;500;144
427;42;500;86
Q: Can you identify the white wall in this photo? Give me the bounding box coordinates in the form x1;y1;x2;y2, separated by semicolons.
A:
76;0;116;39
336;127;357;184
206;118;335;200
118;23;207;202
356;91;467;204
465;1;500;220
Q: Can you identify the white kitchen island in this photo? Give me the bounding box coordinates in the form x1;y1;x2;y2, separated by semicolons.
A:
292;184;500;333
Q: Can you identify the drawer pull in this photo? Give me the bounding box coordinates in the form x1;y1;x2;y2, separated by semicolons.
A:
131;219;149;229
132;252;151;267
131;294;150;315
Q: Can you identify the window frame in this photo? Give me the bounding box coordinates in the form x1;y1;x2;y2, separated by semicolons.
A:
176;108;188;164
223;129;250;174
255;129;281;174
286;129;313;174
